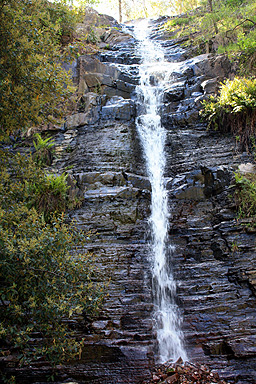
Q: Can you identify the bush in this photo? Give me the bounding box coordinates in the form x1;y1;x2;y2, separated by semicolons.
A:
40;0;81;45
165;17;191;29
27;172;69;222
201;77;256;150
234;171;256;226
0;150;105;367
162;1;256;74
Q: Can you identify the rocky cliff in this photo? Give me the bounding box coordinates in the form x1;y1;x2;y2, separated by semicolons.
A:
2;10;255;384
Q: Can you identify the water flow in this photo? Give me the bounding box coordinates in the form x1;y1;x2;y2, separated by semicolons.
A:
134;21;187;363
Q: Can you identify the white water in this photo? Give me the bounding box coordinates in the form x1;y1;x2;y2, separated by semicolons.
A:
134;21;187;363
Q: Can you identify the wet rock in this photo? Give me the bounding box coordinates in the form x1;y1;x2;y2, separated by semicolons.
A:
104;79;136;99
101;96;135;120
125;173;151;191
163;81;185;102
100;41;141;65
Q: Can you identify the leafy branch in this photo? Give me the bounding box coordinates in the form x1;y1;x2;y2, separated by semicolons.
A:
226;18;256;38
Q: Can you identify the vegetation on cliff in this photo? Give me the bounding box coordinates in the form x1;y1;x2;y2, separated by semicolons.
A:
164;0;256;75
234;171;256;226
201;77;256;150
1;0;256;380
174;1;256;226
0;0;83;139
0;148;105;371
0;1;105;377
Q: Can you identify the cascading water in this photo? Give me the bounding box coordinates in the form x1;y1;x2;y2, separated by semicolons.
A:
133;21;187;363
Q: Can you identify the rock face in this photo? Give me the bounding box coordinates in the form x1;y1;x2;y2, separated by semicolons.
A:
58;20;256;382
2;12;256;384
146;23;256;384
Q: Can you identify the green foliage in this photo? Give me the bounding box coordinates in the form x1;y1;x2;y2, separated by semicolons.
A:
33;133;55;166
0;0;77;139
165;17;191;29
225;0;245;6
33;134;55;152
85;27;98;44
202;77;256;114
201;77;256;149
234;172;256;225
0;150;105;368
163;0;256;74
41;0;81;45
27;172;69;221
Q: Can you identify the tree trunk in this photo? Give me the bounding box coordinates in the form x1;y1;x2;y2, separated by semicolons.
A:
208;0;213;12
208;0;218;34
119;0;122;23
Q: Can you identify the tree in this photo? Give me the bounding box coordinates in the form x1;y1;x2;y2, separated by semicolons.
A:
0;150;105;369
0;0;77;139
119;0;122;22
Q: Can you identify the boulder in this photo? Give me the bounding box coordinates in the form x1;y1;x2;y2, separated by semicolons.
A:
201;78;219;95
101;28;133;47
75;7;120;44
238;163;256;175
192;54;231;79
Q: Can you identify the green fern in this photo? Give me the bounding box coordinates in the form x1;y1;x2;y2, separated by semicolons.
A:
33;133;55;166
33;133;55;151
201;77;256;150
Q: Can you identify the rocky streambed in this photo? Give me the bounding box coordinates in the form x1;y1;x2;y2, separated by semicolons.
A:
2;10;256;384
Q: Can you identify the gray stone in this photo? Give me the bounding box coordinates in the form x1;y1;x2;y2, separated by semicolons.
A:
101;28;133;47
201;77;219;95
238;162;256;175
101;96;135;120
163;81;186;102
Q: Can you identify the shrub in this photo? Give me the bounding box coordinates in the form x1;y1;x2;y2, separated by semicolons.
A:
201;77;256;150
165;17;191;29
4;145;69;221
27;172;69;222
234;171;256;226
0;150;105;368
162;1;256;74
40;0;81;46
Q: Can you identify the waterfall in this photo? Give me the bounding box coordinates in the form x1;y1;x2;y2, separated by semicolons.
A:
133;20;187;363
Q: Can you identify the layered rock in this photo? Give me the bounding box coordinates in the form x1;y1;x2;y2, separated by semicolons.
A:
148;22;256;384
